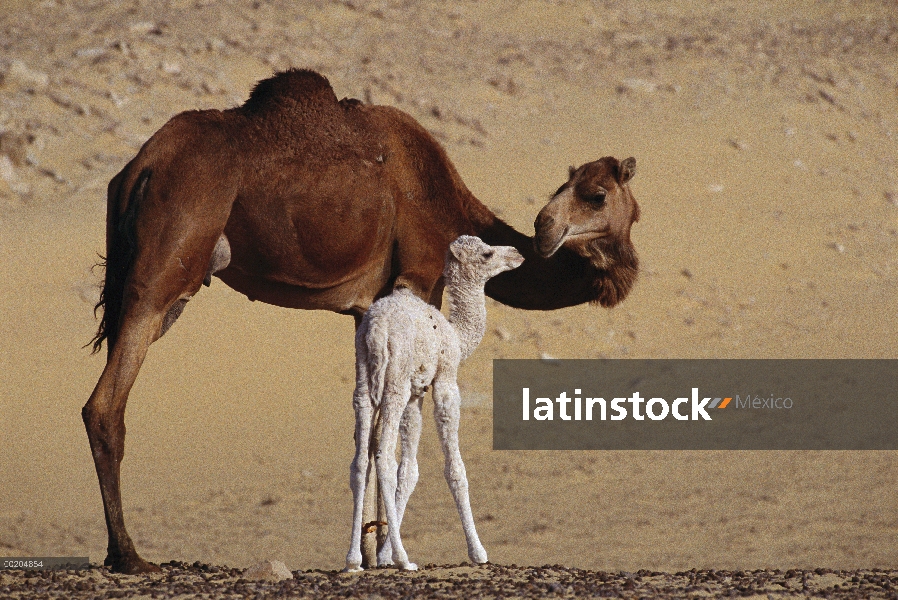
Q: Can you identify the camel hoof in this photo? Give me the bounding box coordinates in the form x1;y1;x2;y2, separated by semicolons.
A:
343;564;364;573
105;554;162;574
399;561;418;571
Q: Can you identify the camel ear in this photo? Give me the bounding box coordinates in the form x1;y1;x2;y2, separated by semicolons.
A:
618;157;636;184
568;165;577;179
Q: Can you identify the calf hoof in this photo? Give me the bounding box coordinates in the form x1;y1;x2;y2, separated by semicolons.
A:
344;551;363;573
376;545;394;568
105;553;162;574
470;546;488;565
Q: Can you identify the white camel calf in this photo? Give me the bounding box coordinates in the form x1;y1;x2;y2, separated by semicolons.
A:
345;235;524;572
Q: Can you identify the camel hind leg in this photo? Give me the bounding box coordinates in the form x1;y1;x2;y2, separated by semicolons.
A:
84;260;222;572
84;169;234;573
83;305;164;573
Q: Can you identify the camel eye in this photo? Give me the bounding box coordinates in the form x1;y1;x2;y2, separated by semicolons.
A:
482;250;494;259
586;192;606;207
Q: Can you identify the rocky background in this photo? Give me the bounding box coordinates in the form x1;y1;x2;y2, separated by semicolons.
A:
1;563;898;599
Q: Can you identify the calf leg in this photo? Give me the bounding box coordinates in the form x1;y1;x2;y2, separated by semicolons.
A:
353;313;382;569
345;373;374;572
432;378;488;565
375;385;417;571
376;393;423;566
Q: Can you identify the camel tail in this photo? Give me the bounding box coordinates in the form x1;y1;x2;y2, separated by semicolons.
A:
88;167;151;355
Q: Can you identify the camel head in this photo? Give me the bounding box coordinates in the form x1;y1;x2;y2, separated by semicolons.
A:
533;156;641;307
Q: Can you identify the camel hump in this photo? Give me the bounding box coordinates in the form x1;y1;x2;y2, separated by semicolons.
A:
241;68;338;113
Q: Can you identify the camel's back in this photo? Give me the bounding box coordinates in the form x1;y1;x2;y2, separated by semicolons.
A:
130;70;381;177
132;68;484;224
235;69;382;162
241;68;337;114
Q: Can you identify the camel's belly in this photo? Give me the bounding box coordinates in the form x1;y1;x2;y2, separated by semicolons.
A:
215;266;388;315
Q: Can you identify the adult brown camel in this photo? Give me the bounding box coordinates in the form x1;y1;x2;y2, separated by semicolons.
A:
83;68;640;574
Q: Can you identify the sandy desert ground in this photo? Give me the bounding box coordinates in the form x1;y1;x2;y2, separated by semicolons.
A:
1;0;897;596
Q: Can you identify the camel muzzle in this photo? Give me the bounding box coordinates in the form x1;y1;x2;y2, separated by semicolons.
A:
534;221;568;258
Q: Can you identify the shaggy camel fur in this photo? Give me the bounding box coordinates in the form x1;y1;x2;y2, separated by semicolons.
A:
83;68;640;573
346;236;524;572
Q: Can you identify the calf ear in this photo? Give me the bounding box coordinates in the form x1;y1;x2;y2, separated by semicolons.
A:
449;238;467;261
618;157;636;184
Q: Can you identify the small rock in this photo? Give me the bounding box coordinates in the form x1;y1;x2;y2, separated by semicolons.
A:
129;21;158;35
617;78;658;93
0;155;30;195
107;91;128;107
206;38;226;52
4;60;49;91
202;80;224;95
243;560;293;582
885;191;897;206
707;184;724;193
75;47;106;59
161;61;181;75
0;131;31;165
